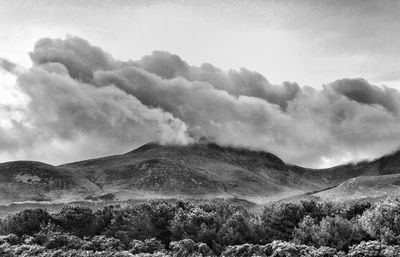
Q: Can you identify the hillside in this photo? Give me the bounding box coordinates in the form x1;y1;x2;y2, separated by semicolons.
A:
1;143;400;204
289;150;400;188
62;143;319;202
0;161;100;205
314;173;400;200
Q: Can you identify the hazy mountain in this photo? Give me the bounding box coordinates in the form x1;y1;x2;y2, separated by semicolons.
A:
1;143;400;205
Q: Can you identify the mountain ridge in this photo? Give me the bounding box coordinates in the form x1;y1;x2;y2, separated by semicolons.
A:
1;142;400;204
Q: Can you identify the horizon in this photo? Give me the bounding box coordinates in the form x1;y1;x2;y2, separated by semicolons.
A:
2;140;399;171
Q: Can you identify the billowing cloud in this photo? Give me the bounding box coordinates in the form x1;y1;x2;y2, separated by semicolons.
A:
1;35;400;168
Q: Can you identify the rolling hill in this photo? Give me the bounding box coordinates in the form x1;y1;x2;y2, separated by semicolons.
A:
61;143;320;202
314;174;400;200
0;161;100;205
1;142;400;204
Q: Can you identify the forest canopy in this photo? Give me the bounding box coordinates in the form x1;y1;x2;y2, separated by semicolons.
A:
0;198;399;256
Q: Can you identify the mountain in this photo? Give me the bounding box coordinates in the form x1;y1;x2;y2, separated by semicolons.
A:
287;150;400;201
289;150;400;188
1;142;400;205
61;143;319;202
0;161;100;205
314;174;400;200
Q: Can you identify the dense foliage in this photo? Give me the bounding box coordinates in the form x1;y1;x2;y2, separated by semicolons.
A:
0;197;399;256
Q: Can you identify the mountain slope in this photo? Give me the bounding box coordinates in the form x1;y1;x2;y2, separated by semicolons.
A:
1;143;400;204
315;173;400;200
286;150;400;201
0;161;100;205
289;150;400;188
62;143;319;201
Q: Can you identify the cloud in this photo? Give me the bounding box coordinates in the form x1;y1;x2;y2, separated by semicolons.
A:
328;78;400;114
0;58;24;75
0;52;192;164
29;37;121;82
1;35;400;168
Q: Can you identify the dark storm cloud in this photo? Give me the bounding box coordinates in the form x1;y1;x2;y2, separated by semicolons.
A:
328;78;400;114
2;36;400;167
137;51;301;109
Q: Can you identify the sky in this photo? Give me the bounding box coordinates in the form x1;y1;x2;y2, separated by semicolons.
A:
0;0;400;168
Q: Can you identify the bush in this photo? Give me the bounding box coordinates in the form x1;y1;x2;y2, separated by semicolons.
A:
348;241;389;257
169;239;213;257
218;212;254;246
4;198;400;256
52;205;96;238
260;202;303;242
104;205;157;245
129;238;164;254
82;235;124;251
294;215;367;251
0;208;50;236
221;243;265;257
0;234;20;245
170;206;221;246
33;224;84;250
306;246;344;257
337;200;372;220
263;240;315;257
360;197;400;244
8;243;46;256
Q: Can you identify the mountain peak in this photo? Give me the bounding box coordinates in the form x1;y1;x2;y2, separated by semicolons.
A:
125;142;287;171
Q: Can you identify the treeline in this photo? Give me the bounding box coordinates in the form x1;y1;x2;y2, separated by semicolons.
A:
0;197;400;256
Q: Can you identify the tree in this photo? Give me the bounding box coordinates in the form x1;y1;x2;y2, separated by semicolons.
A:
52;205;96;237
360;197;400;244
218;212;253;246
259;202;303;242
0;208;50;237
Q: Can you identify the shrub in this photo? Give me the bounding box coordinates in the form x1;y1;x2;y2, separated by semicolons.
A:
293;215;319;246
104;205;156;245
260;202;304;242
93;205;117;235
294;215;367;251
170;206;220;246
8;243;46;256
82;235;124;251
263;240;314;257
306;246;343;257
169;239;213;257
315;215;366;251
218;212;254;246
33;224;84;250
221;243;265;257
348;241;388;257
360;197;400;244
300;200;336;221
52;205;96;238
0;208;50;236
129;238;164;254
338;200;372;220
0;234;20;245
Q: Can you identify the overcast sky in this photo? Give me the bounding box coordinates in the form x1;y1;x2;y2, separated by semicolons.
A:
1;0;400;168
